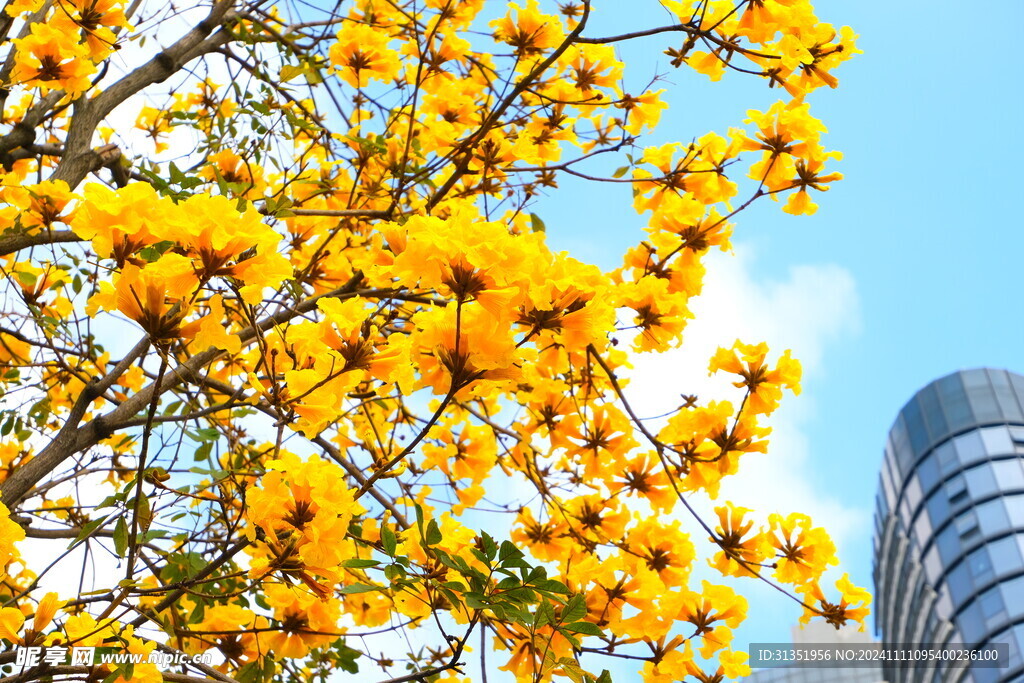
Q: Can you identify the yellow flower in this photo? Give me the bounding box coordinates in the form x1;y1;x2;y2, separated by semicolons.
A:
4;0;43;16
643;638;694;683
688;50;726;81
782;153;843;216
607;453;675;512
185;604;261;668
490;0;565;56
708;340;802;415
329;22;401;87
190;294;241;354
134;105;171;153
7;180;75;231
259;583;342;658
798;573;871;630
161;193;291;302
767;512;839;585
414;305;522;395
559;403;637;477
624;518;694;589
710;503;768;577
0;502;25;580
671;581;747;658
200;149;267;198
246;452;365;586
616;276;692;353
10;23;96;94
112;258;199;343
509;507;572;563
72;183;164;267
0;605;24;643
50;0;131;62
619;89;668;135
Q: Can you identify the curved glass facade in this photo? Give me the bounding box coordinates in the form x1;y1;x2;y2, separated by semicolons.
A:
874;369;1024;683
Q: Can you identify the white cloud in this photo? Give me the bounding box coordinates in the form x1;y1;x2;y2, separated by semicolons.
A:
623;243;865;553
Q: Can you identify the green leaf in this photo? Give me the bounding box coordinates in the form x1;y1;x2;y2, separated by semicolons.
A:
112;518;128;557
524;566;547;583
194;442;213;462
557;658;587;683
425;519;442;546
236;662;262;683
464;593;488;610
279;64;304;82
334;641;361;674
612;166;629;178
339;558;380;569
498;540;522;563
383;564;406;582
169;162;186;186
14;270;37;287
561;594;588;624
530;213;547;233
561;621;603;636
190;427;221;442
533;600;555;628
135;492;153;534
381;524;397;557
338;583;379;594
480;532;498;562
537;579;570;594
69;515;111;548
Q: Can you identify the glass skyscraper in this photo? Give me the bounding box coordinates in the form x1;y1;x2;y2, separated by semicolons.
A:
874;368;1024;683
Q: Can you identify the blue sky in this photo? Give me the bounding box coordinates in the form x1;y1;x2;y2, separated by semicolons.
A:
532;0;1024;659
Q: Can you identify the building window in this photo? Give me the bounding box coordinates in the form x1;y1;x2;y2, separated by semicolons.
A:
927;490;952;529
965;465;997;500
984;534;1021;578
918;454;941;495
991;369;1024;421
992;459;1024;491
955;509;981;542
966;546;994;586
947;562;971;604
979;586;1007;631
953;430;986;466
957;599;985;644
975;499;1010;538
964;368;1001;422
936;440;959;477
946;474;969;510
966;466;999;499
980;425;1013;456
923;545;942;583
1009;495;1024;526
937;525;960;565
1003;575;1024;620
937;372;972;431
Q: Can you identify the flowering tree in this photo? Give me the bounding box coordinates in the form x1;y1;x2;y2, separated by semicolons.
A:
0;0;867;681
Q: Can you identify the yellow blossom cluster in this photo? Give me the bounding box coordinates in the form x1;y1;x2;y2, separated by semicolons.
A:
8;0;131;95
0;0;869;681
